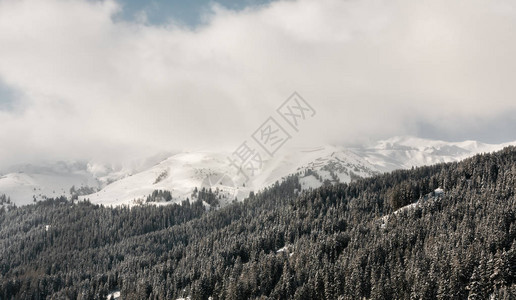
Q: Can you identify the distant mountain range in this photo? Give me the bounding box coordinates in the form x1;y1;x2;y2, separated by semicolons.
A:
1;136;515;207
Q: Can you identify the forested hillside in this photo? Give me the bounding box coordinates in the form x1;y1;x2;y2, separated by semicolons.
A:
1;147;515;299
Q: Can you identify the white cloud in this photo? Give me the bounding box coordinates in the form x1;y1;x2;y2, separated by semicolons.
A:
0;0;515;169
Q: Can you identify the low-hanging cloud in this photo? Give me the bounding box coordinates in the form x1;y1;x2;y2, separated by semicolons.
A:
0;0;515;169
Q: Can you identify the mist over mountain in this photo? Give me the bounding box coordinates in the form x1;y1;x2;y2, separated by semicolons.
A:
1;0;516;169
2;0;516;299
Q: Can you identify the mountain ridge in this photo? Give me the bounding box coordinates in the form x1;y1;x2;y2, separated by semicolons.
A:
1;136;515;207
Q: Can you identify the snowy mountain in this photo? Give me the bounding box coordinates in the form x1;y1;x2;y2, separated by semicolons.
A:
78;146;380;207
0;152;172;207
0;162;102;206
77;137;516;207
353;136;516;172
1;137;515;207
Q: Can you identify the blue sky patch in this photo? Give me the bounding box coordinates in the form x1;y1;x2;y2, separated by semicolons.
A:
114;0;276;27
0;80;19;112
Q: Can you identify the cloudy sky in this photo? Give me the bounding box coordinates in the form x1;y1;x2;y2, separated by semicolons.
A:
0;0;516;169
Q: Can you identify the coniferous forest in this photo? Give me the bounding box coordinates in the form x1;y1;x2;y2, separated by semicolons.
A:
0;147;515;299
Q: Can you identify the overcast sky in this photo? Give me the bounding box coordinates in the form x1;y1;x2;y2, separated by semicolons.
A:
1;0;516;169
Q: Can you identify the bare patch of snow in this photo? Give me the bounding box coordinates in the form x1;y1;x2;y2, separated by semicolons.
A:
106;290;120;300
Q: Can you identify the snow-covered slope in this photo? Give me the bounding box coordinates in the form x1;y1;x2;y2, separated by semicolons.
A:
355;136;516;172
80;152;234;207
0;162;103;206
80;137;515;206
0;154;171;206
1;137;514;207
78;146;382;206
